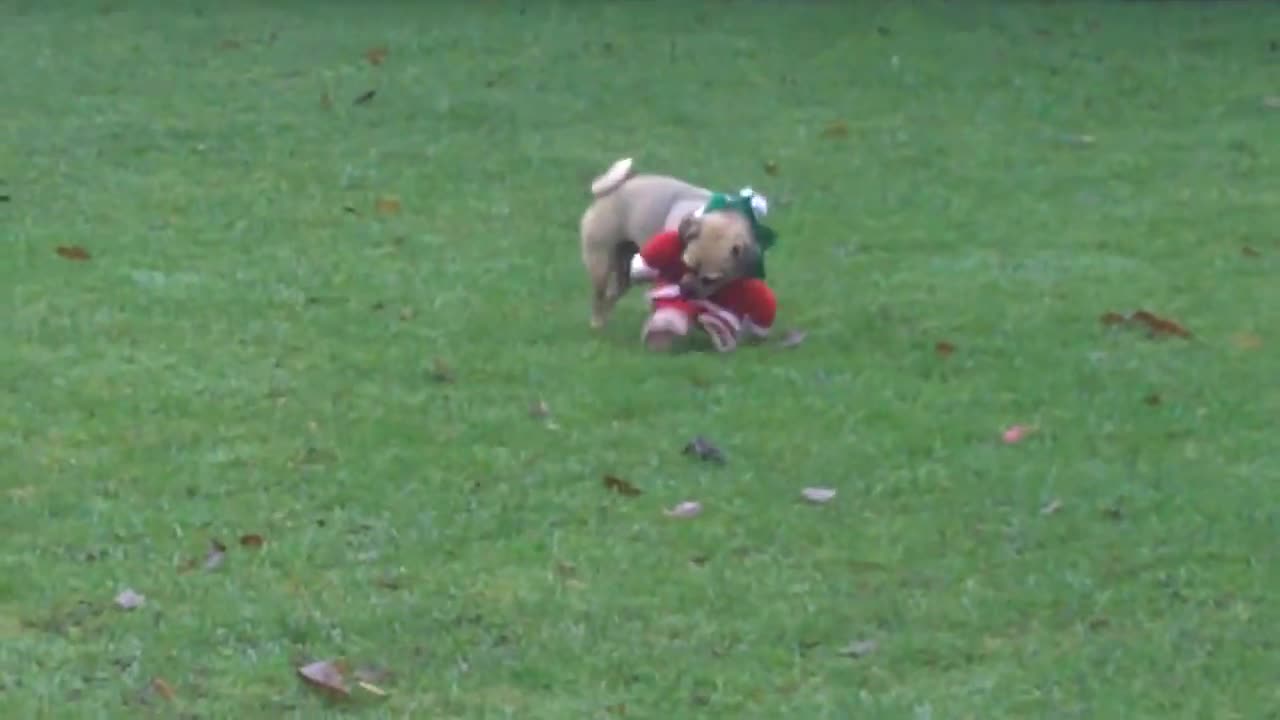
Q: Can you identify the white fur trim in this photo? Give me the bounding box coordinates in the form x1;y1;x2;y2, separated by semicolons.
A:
693;300;741;333
739;187;768;218
590;157;633;197
697;314;737;352
643;307;690;342
630;254;657;282
647;284;682;301
742;318;771;338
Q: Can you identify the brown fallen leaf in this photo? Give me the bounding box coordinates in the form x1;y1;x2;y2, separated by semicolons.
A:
150;677;177;701
204;539;227;571
429;358;454;383
934;340;956;358
1131;309;1192;339
820;121;849;139
353;89;377;106
763;160;780;176
56;245;91;261
1231;332;1262;351
1040;498;1063;516
603;474;641;497
297;659;350;698
778;329;807;349
683;436;726;464
364;46;388;66
375;196;401;215
239;533;265;548
1242;245;1261;258
1143;392;1162;406
836;639;878;658
114;588;145;610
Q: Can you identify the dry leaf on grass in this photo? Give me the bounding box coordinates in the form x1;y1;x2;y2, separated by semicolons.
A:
1100;309;1192;340
934;340;956;358
114;588;145;610
664;501;703;519
836;639;878;658
56;245;91;261
297;659;350;698
602;474;642;497
1231;332;1262;351
239;533;265;548
150;677;177;701
820;121;849;139
763;160;780;176
683;436;726;464
364;46;388;66
1143;393;1162;406
375;197;401;215
1242;246;1261;258
801;487;837;504
353;89;377;106
429;358;455;383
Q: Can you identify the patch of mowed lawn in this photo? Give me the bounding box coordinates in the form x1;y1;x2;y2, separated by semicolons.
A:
3;0;1280;717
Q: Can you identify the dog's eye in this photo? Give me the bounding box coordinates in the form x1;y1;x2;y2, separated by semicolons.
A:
731;245;742;258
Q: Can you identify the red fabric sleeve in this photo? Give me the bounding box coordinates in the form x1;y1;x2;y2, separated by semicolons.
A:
637;230;687;281
740;279;776;330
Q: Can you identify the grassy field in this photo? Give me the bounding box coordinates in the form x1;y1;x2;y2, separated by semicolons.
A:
4;0;1280;717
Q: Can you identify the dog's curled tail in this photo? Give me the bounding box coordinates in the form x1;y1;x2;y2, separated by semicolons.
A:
589;157;635;198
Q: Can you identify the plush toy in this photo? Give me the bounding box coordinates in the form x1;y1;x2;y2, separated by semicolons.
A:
629;188;778;353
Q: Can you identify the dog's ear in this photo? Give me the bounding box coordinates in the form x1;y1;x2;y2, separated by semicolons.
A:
677;214;702;247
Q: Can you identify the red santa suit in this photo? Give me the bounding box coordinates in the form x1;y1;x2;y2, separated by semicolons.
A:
630;229;777;352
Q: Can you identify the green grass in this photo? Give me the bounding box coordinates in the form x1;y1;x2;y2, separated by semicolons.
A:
4;0;1280;717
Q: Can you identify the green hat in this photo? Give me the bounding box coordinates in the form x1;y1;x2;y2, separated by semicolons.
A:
698;187;777;279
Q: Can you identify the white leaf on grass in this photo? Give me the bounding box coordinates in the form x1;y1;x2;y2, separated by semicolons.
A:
664;501;703;519
801;487;837;503
114;588;146;610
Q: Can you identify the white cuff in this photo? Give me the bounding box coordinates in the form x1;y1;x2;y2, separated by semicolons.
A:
739;187;768;218
630;254;658;282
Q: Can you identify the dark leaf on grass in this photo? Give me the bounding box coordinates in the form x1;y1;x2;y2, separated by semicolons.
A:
239;533;265;548
1144;392;1162;406
56;245;91;261
820;121;849;140
778;329;807;349
204;539;227;571
115;588;145;610
603;474;641;497
430;358;454;383
150;677;176;701
0;194;9;202
364;46;388;66
837;639;878;658
297;659;350;698
1131;310;1192;339
1099;311;1126;326
877;25;892;37
353;89;377;106
763;160;780;176
934;340;956;358
341;204;358;215
1242;245;1261;258
683;436;726;464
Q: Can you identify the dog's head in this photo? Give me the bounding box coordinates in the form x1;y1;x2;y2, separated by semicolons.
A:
675;210;761;299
